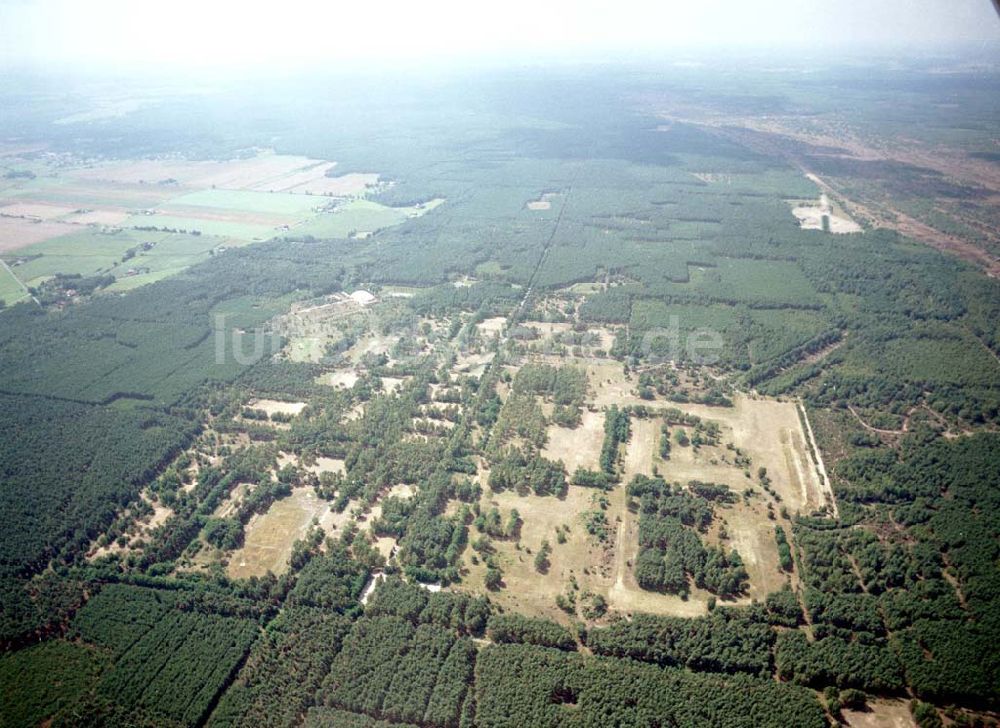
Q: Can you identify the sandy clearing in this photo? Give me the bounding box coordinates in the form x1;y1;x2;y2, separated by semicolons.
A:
306;457;346;476
799;402;838;517
249;399;307;417
661;445;748;488
792;192;862;234
527;192;559;211
373;537;397;561
523;321;573;338
793;205;863;234
349;333;398;364
477;316;507;336
842;699;916;728
386;484;416;499
144;501;174;531
326;370;360;388
382;376;406;394
584;365;832;611
275;452;345;476
362;485;416;531
606;410;753;616
608;520;712;619
343;403;365;422
586;362;827;515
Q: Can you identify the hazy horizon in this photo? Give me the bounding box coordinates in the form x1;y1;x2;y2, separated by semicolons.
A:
1;0;998;73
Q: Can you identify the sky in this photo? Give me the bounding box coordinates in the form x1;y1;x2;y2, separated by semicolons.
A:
1;0;998;71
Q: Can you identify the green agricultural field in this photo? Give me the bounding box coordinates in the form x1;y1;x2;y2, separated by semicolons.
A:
5;228;149;287
3;228;234;291
0;264;28;305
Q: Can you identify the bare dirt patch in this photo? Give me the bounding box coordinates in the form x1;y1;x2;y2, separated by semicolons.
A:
588;361;640;408
716;500;791;600
386;484;416;499
608;510;713;618
529;321;573;336
591;374;830;612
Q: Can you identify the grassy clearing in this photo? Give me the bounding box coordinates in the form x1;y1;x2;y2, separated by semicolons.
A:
227;487;343;579
463;484;617;624
530;359;824;615
541;409;604;472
